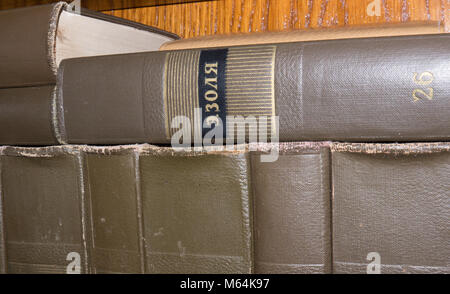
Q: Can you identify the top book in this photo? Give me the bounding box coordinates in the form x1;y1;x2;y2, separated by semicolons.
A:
0;2;178;88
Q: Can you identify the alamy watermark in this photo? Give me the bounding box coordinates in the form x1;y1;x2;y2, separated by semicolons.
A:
169;108;280;162
367;0;381;17
66;252;81;274
67;0;81;14
366;252;381;274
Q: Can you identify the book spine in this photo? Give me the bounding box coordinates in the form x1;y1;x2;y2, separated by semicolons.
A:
0;3;65;88
331;142;450;274
139;146;254;273
59;34;450;144
251;142;331;273
81;146;145;274
0;144;256;273
0;146;90;274
0;86;58;145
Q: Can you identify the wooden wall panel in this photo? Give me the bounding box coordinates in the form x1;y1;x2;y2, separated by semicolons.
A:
0;0;208;11
1;0;448;38
103;0;448;38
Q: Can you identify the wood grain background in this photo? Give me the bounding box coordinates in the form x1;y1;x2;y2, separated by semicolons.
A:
2;0;449;38
0;0;209;11
105;0;450;38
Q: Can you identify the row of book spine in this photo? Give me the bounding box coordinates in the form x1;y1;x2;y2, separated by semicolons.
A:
0;143;448;274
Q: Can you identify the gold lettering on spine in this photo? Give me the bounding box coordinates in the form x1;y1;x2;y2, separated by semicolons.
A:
205;90;218;101
412;71;434;102
205;63;218;75
205;77;218;89
203;59;220;127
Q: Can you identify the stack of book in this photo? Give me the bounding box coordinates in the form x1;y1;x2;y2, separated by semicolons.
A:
0;2;448;274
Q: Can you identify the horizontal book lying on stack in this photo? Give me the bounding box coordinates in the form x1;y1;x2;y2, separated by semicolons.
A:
0;2;448;274
1;31;449;144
